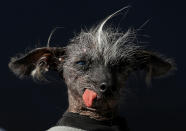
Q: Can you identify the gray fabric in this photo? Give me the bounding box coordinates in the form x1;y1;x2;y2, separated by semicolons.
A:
47;126;86;131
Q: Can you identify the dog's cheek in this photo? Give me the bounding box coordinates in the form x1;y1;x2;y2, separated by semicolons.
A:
75;76;89;94
63;67;78;87
65;73;84;95
108;99;118;108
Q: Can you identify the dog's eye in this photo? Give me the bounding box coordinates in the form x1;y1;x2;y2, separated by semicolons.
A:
76;61;86;65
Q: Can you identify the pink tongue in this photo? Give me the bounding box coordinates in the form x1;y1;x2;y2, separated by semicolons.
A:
82;89;97;107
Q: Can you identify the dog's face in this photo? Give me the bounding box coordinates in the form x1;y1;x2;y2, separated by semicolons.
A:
62;41;128;111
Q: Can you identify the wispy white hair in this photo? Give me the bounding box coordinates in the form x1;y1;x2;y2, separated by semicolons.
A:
69;6;140;65
97;6;130;51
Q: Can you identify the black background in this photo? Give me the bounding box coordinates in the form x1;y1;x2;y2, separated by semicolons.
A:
0;0;185;131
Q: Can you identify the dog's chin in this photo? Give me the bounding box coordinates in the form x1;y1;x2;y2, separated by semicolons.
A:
83;98;117;113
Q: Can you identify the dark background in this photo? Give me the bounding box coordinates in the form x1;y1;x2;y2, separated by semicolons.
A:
0;0;185;131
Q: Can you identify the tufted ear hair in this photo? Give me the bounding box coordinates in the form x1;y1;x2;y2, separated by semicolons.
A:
8;47;66;81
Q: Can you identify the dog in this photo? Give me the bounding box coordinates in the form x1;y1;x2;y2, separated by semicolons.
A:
8;8;174;131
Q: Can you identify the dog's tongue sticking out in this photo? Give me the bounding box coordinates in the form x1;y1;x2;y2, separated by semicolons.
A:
82;89;97;108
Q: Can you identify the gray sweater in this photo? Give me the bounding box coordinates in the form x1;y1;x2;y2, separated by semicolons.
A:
47;126;85;131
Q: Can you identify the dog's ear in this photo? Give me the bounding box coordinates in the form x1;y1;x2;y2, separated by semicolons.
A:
8;47;66;80
131;50;175;78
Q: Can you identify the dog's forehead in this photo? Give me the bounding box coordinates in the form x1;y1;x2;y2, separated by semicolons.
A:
66;43;99;60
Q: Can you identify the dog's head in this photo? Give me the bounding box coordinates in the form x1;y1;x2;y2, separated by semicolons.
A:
8;9;175;116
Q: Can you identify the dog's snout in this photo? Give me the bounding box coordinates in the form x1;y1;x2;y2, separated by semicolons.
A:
99;82;108;93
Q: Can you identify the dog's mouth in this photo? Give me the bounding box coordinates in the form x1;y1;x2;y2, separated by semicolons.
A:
82;88;117;112
82;89;97;108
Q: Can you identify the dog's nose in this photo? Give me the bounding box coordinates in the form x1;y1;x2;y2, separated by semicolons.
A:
99;82;108;93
